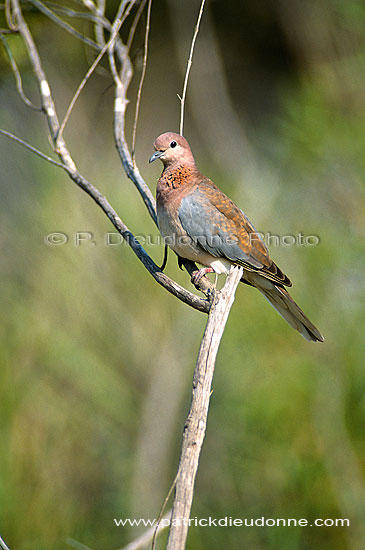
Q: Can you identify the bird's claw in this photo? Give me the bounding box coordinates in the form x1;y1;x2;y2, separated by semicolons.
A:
191;267;214;286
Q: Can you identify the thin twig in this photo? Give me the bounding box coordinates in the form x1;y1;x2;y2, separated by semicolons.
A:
117;510;172;550
0;129;69;169
0;33;41;109
131;0;152;164
65;537;94;550
179;0;205;135
43;2;103;24
151;472;178;550
125;0;147;56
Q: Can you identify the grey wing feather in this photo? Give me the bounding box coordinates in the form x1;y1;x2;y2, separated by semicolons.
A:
178;189;263;268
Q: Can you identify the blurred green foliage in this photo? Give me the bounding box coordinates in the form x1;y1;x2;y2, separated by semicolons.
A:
0;1;364;549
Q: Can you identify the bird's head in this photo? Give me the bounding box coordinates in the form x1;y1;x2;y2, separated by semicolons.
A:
149;132;195;167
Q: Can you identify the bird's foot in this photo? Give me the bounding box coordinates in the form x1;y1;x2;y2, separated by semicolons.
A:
191;267;214;285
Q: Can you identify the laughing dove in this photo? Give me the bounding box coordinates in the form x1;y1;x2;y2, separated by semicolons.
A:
149;132;324;342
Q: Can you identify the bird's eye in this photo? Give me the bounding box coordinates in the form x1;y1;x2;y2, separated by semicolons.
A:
170;140;177;148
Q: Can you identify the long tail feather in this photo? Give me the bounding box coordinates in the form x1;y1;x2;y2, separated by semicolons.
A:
245;273;324;342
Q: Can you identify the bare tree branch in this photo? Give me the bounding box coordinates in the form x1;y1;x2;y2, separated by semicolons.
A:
166;266;244;550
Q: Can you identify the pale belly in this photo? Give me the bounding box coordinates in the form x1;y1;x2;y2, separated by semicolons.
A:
157;206;232;275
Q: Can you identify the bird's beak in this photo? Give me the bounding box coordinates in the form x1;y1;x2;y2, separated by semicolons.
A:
149;150;164;163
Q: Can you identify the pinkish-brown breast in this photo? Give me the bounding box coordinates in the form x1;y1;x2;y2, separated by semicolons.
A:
156;164;200;213
156;164;211;262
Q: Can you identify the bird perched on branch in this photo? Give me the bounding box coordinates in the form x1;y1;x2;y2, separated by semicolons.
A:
149;132;324;342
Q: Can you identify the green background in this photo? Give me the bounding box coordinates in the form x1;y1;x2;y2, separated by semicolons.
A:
0;1;364;548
